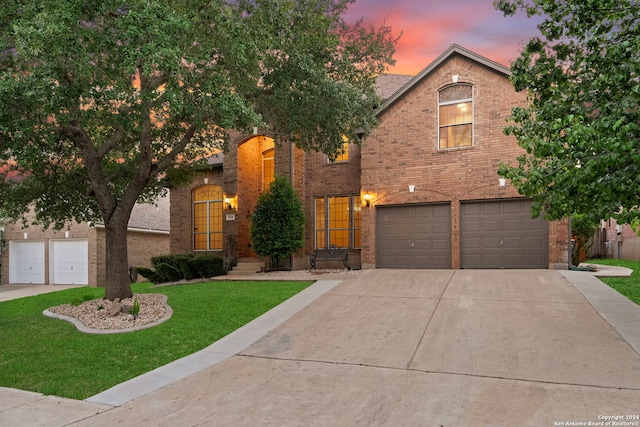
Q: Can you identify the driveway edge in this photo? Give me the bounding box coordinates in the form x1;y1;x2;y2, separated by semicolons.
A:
561;270;640;355
85;280;342;407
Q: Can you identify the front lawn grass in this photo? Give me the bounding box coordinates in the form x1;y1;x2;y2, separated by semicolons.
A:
586;258;640;305
0;280;312;400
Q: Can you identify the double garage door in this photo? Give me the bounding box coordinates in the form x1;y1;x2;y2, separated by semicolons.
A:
9;240;89;284
376;200;548;269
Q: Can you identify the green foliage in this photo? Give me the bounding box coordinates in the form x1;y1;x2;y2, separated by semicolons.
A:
129;299;140;317
571;214;600;266
134;267;163;284
0;0;397;299
136;253;225;283
494;0;640;223
155;263;184;283
190;254;226;278
250;175;305;269
0;280;312;399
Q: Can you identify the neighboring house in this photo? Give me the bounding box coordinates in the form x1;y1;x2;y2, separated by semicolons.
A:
170;44;570;270
0;194;170;286
591;219;640;261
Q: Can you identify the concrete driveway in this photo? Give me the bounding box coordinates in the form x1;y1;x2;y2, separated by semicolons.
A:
4;269;640;426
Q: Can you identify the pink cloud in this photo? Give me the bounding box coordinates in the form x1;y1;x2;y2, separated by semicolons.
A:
343;0;542;75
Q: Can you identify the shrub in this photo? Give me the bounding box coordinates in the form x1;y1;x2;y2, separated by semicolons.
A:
134;253;225;284
134;267;163;284
175;255;199;280
190;254;225;278
250;175;305;270
155;262;183;283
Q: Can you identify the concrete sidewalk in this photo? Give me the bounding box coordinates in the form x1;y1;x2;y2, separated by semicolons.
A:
2;269;640;426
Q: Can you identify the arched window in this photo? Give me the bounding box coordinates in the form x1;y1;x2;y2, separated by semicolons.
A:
262;148;274;190
193;185;223;251
438;84;473;149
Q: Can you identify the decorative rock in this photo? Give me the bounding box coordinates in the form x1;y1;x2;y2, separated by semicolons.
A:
108;301;122;317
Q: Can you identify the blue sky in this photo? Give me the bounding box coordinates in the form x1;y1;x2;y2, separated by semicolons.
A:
343;0;544;75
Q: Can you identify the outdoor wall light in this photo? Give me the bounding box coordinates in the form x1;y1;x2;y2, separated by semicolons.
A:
499;178;506;187
452;74;459;83
224;197;233;209
409;185;415;193
364;193;371;208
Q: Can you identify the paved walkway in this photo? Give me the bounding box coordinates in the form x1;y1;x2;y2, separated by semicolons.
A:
1;269;640;426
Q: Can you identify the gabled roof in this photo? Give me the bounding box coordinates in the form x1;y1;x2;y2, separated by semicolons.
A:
375;74;414;100
377;44;512;114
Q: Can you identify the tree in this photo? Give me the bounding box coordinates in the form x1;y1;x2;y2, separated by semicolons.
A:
250;175;305;270
0;0;397;299
494;0;640;224
570;214;600;267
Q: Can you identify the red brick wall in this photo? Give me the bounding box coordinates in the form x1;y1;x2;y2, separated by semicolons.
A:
361;54;568;269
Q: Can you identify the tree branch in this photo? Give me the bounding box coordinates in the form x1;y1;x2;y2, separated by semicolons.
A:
96;125;125;158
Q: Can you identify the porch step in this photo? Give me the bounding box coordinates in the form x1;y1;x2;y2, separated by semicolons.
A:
227;259;266;276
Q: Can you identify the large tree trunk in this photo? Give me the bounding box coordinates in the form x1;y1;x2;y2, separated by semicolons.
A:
103;213;134;301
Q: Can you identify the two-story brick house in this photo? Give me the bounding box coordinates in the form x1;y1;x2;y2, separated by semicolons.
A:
169;44;570;271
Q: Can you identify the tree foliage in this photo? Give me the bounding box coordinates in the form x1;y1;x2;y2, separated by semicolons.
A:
0;0;396;298
494;0;640;223
250;175;305;269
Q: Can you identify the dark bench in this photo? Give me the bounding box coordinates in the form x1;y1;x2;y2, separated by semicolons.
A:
310;247;350;270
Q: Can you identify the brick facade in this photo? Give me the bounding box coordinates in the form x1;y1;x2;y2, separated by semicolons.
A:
169;45;570;271
360;48;568;269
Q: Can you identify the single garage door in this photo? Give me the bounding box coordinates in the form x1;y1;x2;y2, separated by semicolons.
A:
9;241;45;284
50;240;89;285
461;199;548;269
376;204;451;269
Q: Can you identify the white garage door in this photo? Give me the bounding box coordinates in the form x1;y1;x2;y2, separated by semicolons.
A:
50;240;89;285
9;241;45;284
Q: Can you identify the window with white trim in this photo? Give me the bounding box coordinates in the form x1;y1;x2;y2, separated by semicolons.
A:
438;84;473;149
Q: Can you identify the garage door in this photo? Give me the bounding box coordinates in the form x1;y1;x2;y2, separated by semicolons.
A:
461;199;548;269
9;241;45;284
376;204;451;269
50;240;89;285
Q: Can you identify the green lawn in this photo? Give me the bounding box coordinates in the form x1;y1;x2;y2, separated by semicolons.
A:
0;280;312;400
586;259;640;305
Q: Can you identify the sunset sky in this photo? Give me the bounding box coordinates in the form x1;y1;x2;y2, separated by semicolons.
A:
343;0;544;76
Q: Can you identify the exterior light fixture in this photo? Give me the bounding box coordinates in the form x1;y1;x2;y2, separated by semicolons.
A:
225;197;233;209
364;193;371;208
409;185;415;193
204;177;209;184
452;74;459;83
499;178;506;187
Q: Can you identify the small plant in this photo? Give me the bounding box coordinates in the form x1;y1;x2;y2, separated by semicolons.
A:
129;298;140;319
97;304;104;310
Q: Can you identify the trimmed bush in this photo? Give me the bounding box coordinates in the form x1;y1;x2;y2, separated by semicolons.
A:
155;262;184;283
175;255;199;280
190;254;225;278
134;267;163;284
134;253;225;284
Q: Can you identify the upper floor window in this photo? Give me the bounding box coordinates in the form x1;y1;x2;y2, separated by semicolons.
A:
332;141;349;163
439;84;473;149
328;135;350;163
262;148;274;190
